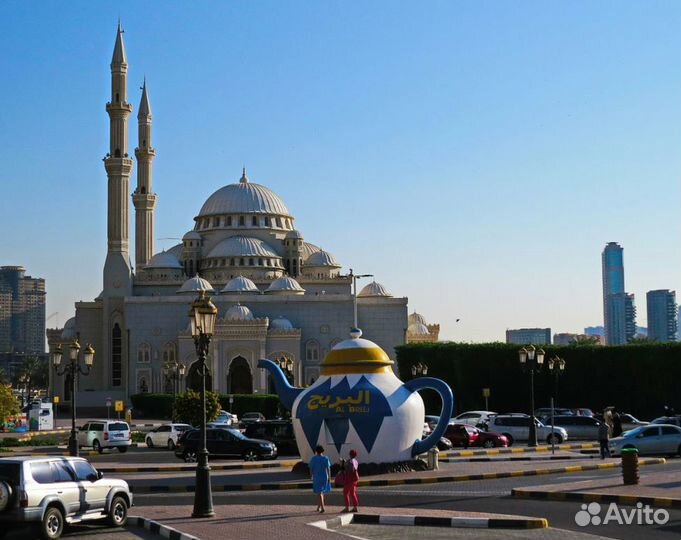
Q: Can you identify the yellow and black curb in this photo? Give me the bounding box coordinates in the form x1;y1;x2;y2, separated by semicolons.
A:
512;488;681;509
98;460;299;474
440;455;600;463
441;443;597;458
129;458;666;494
310;512;548;531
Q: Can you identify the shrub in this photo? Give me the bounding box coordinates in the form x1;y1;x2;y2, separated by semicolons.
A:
131;431;146;443
173;389;221;426
130;394;174;419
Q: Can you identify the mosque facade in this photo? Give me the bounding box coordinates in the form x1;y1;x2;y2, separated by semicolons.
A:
47;25;412;406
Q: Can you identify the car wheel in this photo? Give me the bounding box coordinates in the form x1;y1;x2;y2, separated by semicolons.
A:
482;439;495;448
547;433;563;445
184;450;198;463
503;434;514;446
167;439;175;450
243;449;259;462
93;439;103;454
40;506;64;540
0;480;14;512
146;437;154;448
117;446;128;453
107;495;128;527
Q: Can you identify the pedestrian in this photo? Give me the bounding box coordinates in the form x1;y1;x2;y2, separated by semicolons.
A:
598;420;609;459
342;449;360;513
603;408;614;438
309;445;331;513
612;410;623;438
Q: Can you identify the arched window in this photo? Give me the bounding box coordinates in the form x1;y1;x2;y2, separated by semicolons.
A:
137;343;151;363
249;258;254;266
227;216;232;226
227;357;252;394
162;342;176;365
252;216;257;226
264;216;270;226
239;216;245;226
112;323;122;387
213;217;220;227
305;340;320;363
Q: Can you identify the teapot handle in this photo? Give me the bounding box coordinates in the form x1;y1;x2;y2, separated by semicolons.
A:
405;377;453;457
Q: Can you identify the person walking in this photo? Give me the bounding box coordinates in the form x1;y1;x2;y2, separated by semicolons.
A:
309;445;331;513
598;420;609;459
612;410;623;438
342;449;360;513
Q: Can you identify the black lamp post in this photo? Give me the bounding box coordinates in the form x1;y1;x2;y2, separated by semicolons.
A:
164;360;186;396
189;291;218;519
411;362;428;377
547;356;566;409
518;345;544;447
52;340;95;457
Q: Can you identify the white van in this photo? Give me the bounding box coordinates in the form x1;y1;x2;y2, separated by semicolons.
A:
77;420;131;453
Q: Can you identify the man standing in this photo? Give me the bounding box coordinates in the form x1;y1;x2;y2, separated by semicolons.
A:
598;421;610;459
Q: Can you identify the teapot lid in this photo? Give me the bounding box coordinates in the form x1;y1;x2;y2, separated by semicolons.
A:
322;328;394;375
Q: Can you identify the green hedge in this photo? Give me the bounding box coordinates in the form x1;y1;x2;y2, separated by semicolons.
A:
130;392;282;420
130;393;174;419
396;342;681;419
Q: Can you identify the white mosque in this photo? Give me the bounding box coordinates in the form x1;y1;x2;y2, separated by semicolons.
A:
47;24;432;407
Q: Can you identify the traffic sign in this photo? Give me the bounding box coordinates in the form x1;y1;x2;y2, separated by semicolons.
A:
115;400;124;412
229;396;234;404
106;397;112;407
482;388;490;398
53;396;60;404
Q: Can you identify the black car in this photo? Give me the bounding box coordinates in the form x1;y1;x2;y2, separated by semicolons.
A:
175;427;277;462
244;420;298;455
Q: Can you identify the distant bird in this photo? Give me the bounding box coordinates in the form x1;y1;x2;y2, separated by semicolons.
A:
456;319;460;322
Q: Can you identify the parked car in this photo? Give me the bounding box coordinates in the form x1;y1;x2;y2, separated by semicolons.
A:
486;414;568;446
619;413;648;431
443;424;479;448
244;420;298;455
609;424;681;457
651;416;681;427
175;427;277;462
145;423;192;450
77;420;131;454
239;412;266;427
451;410;497;429
214;410;238;425
543;415;603;440
534;407;575;418
0;456;132;539
424;415;440;431
445;423;508;448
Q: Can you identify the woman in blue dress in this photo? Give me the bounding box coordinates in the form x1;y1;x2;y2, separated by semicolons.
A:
309;444;332;512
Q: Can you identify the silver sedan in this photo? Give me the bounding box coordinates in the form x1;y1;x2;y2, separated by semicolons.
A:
609;424;681;457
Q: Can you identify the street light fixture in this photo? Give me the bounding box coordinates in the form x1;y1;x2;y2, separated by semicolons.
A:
53;340;95;457
518;344;544;447
164;360;186;395
411;362;428;376
189;291;218;519
547;356;566;409
348;269;373;328
275;356;294;383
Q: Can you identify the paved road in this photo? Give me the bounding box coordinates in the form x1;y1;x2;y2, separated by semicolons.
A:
4;523;158;540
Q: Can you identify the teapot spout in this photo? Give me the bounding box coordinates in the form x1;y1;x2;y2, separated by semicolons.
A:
257;359;303;411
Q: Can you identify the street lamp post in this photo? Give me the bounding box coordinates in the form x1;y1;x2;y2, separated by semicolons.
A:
411;362;428;377
348;269;373;328
164;360;186;396
52;340;95;457
518;345;545;448
547;356;566;409
189;291;218;519
275;356;294;384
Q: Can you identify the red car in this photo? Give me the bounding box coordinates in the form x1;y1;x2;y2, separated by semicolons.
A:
445;423;509;449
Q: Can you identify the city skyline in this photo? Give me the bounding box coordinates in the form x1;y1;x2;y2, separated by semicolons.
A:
2;2;680;342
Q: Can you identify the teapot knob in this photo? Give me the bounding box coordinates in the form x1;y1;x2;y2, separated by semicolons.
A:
350;327;362;339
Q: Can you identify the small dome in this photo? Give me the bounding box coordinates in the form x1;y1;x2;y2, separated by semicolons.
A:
61;317;76;340
166;243;183;258
302;242;321;262
358;281;392;297
408;311;427;326
265;276;305;295
269;316;294;330
145;251;182;269
198;175;291;217
207;236;279;259
321;328;394;375
286;229;303;239
305;250;340;268
408;322;430;336
183;231;202;241
224;303;254;321
221;275;260;294
177;275;215;294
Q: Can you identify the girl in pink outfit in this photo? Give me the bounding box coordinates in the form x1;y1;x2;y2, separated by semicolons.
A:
343;449;360;512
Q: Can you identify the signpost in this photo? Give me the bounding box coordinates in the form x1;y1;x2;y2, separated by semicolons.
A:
482;387;490;411
228;395;234;413
115;400;124;419
106;397;112;420
53;395;60;417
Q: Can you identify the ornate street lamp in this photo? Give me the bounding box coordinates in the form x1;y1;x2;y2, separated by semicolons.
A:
275;356;294;384
411;362;428;376
518;345;544;447
164;360;187;395
53;340;95;456
547;356;566;409
189;291;218;519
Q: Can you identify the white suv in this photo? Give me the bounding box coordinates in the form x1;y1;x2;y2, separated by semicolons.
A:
77;420;131;453
486;414;568;446
0;456;132;539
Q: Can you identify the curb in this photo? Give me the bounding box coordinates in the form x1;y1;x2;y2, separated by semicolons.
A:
512;489;681;509
441;443;597;458
99;460;298;474
309;512;548;530
440;455;600;463
129;458;666;494
132;516;201;540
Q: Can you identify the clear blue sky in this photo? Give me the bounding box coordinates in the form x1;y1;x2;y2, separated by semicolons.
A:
1;1;680;342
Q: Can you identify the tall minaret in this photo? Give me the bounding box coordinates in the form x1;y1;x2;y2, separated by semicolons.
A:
103;21;133;296
133;79;157;272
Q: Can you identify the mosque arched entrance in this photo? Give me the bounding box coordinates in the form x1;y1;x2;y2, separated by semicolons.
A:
227;356;252;394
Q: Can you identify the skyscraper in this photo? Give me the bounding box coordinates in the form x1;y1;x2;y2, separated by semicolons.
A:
0;266;46;354
646;290;677;342
601;242;636;345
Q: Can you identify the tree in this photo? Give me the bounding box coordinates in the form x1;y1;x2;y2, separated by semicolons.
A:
0;384;20;422
172;389;221;426
13;355;47;406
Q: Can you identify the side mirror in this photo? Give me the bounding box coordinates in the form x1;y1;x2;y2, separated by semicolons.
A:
97;471;104;480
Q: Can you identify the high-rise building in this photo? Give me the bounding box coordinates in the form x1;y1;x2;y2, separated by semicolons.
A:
505;328;551;345
602;242;636;344
0;266;46;354
646;290;677;342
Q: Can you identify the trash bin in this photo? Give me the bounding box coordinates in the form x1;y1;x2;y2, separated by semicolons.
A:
621;447;639;485
427;447;439;470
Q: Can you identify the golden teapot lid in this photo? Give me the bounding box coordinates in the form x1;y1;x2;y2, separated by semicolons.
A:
321;328;394;375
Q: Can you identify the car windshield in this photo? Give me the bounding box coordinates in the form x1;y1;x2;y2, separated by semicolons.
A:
624;426;645;437
227;428;246;439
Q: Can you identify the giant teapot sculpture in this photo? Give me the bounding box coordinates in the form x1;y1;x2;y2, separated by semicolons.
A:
258;329;453;464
